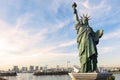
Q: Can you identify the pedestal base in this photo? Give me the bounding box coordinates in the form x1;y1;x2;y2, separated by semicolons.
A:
69;73;112;80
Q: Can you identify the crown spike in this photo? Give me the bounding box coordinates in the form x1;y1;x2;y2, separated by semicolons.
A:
83;14;85;17
86;14;88;17
88;16;90;19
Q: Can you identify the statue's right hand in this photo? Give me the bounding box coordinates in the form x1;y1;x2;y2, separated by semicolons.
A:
72;2;77;8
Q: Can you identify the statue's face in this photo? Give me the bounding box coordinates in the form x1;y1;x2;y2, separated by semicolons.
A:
81;17;88;24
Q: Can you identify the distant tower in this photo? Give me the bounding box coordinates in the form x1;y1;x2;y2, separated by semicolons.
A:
21;67;28;72
29;65;34;72
35;66;39;71
13;66;19;72
67;61;70;68
43;65;48;72
40;67;43;72
56;65;59;70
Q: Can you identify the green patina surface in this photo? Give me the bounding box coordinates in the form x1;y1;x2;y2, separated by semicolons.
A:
72;2;103;73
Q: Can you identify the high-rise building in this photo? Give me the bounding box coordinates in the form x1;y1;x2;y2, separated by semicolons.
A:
40;67;43;72
21;67;28;71
56;65;59;70
12;66;19;72
35;66;39;71
40;67;43;70
43;65;48;72
29;65;34;72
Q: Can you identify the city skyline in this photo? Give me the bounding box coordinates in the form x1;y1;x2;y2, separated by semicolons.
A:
0;0;120;70
7;65;70;72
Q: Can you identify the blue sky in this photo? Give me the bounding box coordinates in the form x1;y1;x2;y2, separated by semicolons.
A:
0;0;119;70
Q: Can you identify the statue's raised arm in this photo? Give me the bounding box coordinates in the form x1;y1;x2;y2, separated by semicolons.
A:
72;2;80;25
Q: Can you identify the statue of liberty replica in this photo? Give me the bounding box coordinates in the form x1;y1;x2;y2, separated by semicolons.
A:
72;2;103;73
69;2;114;80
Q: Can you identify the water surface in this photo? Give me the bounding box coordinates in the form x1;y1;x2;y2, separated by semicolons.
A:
5;73;71;80
4;73;120;80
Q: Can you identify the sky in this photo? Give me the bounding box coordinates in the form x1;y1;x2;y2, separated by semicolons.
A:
0;0;119;70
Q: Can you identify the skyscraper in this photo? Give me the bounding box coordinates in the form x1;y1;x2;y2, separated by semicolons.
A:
12;66;19;72
35;66;39;71
29;65;34;72
21;67;28;71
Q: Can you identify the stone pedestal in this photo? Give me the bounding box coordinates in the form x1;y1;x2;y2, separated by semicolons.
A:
69;73;112;80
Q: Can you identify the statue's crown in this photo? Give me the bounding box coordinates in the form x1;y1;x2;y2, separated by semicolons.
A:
80;14;90;20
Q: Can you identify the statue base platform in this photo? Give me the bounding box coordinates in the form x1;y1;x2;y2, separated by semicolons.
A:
69;72;112;80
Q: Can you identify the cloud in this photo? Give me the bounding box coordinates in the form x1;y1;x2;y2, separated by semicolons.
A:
45;19;71;33
37;39;76;54
0;13;47;55
98;46;116;54
0;10;76;69
0;47;78;68
58;39;76;47
15;13;33;30
50;0;62;14
97;28;120;56
0;0;119;69
102;28;120;40
74;0;111;19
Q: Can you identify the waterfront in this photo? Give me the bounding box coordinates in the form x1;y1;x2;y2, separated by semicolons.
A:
3;73;120;80
4;73;71;80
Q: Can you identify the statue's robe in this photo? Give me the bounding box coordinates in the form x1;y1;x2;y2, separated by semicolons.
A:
75;22;103;72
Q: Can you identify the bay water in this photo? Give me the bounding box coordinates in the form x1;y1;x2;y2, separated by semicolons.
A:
3;73;120;80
